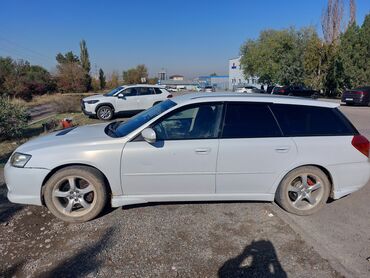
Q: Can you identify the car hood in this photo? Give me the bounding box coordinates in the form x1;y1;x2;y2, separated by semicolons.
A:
83;94;107;101
15;123;112;154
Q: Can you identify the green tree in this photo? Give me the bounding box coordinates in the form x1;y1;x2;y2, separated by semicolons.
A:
122;64;149;84
56;51;80;64
0;57;54;100
240;27;317;86
99;68;106;89
0;97;28;139
79;39;92;91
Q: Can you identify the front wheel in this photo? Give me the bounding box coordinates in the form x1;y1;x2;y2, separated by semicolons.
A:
275;166;330;215
44;166;107;222
97;106;113;121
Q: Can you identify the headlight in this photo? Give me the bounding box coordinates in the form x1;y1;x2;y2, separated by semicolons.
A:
10;152;32;168
85;100;99;104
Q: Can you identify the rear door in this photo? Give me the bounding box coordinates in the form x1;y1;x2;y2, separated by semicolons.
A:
137;87;157;110
216;102;297;194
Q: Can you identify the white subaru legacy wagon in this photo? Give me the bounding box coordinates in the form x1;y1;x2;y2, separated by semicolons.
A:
5;93;370;222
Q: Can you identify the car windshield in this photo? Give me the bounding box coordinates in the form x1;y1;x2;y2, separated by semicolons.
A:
104;86;124;96
112;100;177;137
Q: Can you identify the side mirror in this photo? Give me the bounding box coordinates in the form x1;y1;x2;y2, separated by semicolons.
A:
141;128;156;144
117;93;125;99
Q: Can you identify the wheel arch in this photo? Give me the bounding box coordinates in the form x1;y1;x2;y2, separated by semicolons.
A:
40;163;112;206
95;103;115;113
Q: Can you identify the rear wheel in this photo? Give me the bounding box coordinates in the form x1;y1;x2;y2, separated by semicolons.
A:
275;166;330;215
97;106;113;121
44;166;107;222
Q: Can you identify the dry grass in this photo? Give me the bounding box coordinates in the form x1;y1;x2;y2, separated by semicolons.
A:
10;92;98;109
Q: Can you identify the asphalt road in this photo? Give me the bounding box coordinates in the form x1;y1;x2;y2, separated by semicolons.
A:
0;100;369;277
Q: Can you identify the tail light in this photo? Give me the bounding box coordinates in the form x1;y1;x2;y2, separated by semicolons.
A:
167;94;173;98
352;135;369;157
279;89;285;93
352;91;364;95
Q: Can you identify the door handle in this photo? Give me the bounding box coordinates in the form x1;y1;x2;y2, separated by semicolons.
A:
275;146;290;153
195;148;211;154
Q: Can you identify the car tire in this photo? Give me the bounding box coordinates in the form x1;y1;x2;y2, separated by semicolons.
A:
97;106;113;121
44;166;108;223
275;166;330;216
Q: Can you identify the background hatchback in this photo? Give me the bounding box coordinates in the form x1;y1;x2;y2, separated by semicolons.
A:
5;93;370;222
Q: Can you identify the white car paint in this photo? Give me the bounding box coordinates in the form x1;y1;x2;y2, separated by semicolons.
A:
5;93;370;209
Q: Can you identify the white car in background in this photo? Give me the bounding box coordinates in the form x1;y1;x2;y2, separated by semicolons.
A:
236;85;258;93
5;93;370;222
81;85;172;120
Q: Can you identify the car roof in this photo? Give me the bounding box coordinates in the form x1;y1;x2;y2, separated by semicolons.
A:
124;84;165;88
171;92;339;108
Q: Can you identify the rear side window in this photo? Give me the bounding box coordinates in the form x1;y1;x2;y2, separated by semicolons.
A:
154;88;163;94
271;104;356;136
138;87;154;95
221;102;281;138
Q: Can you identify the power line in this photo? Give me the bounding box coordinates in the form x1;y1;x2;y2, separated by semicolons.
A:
0;36;54;62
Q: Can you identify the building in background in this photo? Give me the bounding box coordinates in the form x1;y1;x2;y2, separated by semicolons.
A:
228;57;262;91
158;69;167;81
169;75;184;81
198;75;229;90
159;79;199;91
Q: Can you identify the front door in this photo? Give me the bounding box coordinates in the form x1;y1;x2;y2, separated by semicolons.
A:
121;102;223;195
116;87;140;112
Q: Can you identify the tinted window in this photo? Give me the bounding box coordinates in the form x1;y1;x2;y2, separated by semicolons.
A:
221;102;281;138
271;104;356;136
154;88;163;94
123;88;138;96
138;87;154;96
153;103;223;140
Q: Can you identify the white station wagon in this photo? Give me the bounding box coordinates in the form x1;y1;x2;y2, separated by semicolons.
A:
5;93;370;222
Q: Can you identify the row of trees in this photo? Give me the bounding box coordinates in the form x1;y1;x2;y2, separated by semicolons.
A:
0;39;157;100
240;0;369;96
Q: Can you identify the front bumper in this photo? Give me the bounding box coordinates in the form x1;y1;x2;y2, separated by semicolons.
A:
81;101;96;116
4;162;50;206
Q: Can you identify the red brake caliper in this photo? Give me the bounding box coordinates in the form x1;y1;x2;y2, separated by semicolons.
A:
307;177;315;186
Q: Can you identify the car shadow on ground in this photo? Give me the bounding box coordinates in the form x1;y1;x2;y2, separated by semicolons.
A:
0;183;24;224
218;240;287;278
121;200;271;211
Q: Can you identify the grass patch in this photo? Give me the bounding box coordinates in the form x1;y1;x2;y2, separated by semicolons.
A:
0;112;101;167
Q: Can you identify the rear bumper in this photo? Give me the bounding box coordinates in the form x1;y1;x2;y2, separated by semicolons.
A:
4;162;50;206
341;94;369;105
328;161;370;199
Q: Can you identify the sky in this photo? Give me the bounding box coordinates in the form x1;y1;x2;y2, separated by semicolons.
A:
0;0;369;79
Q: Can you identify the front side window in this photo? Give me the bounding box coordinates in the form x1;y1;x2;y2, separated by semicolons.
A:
152;103;223;140
113;100;177;137
221;102;281;138
123;87;138;97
